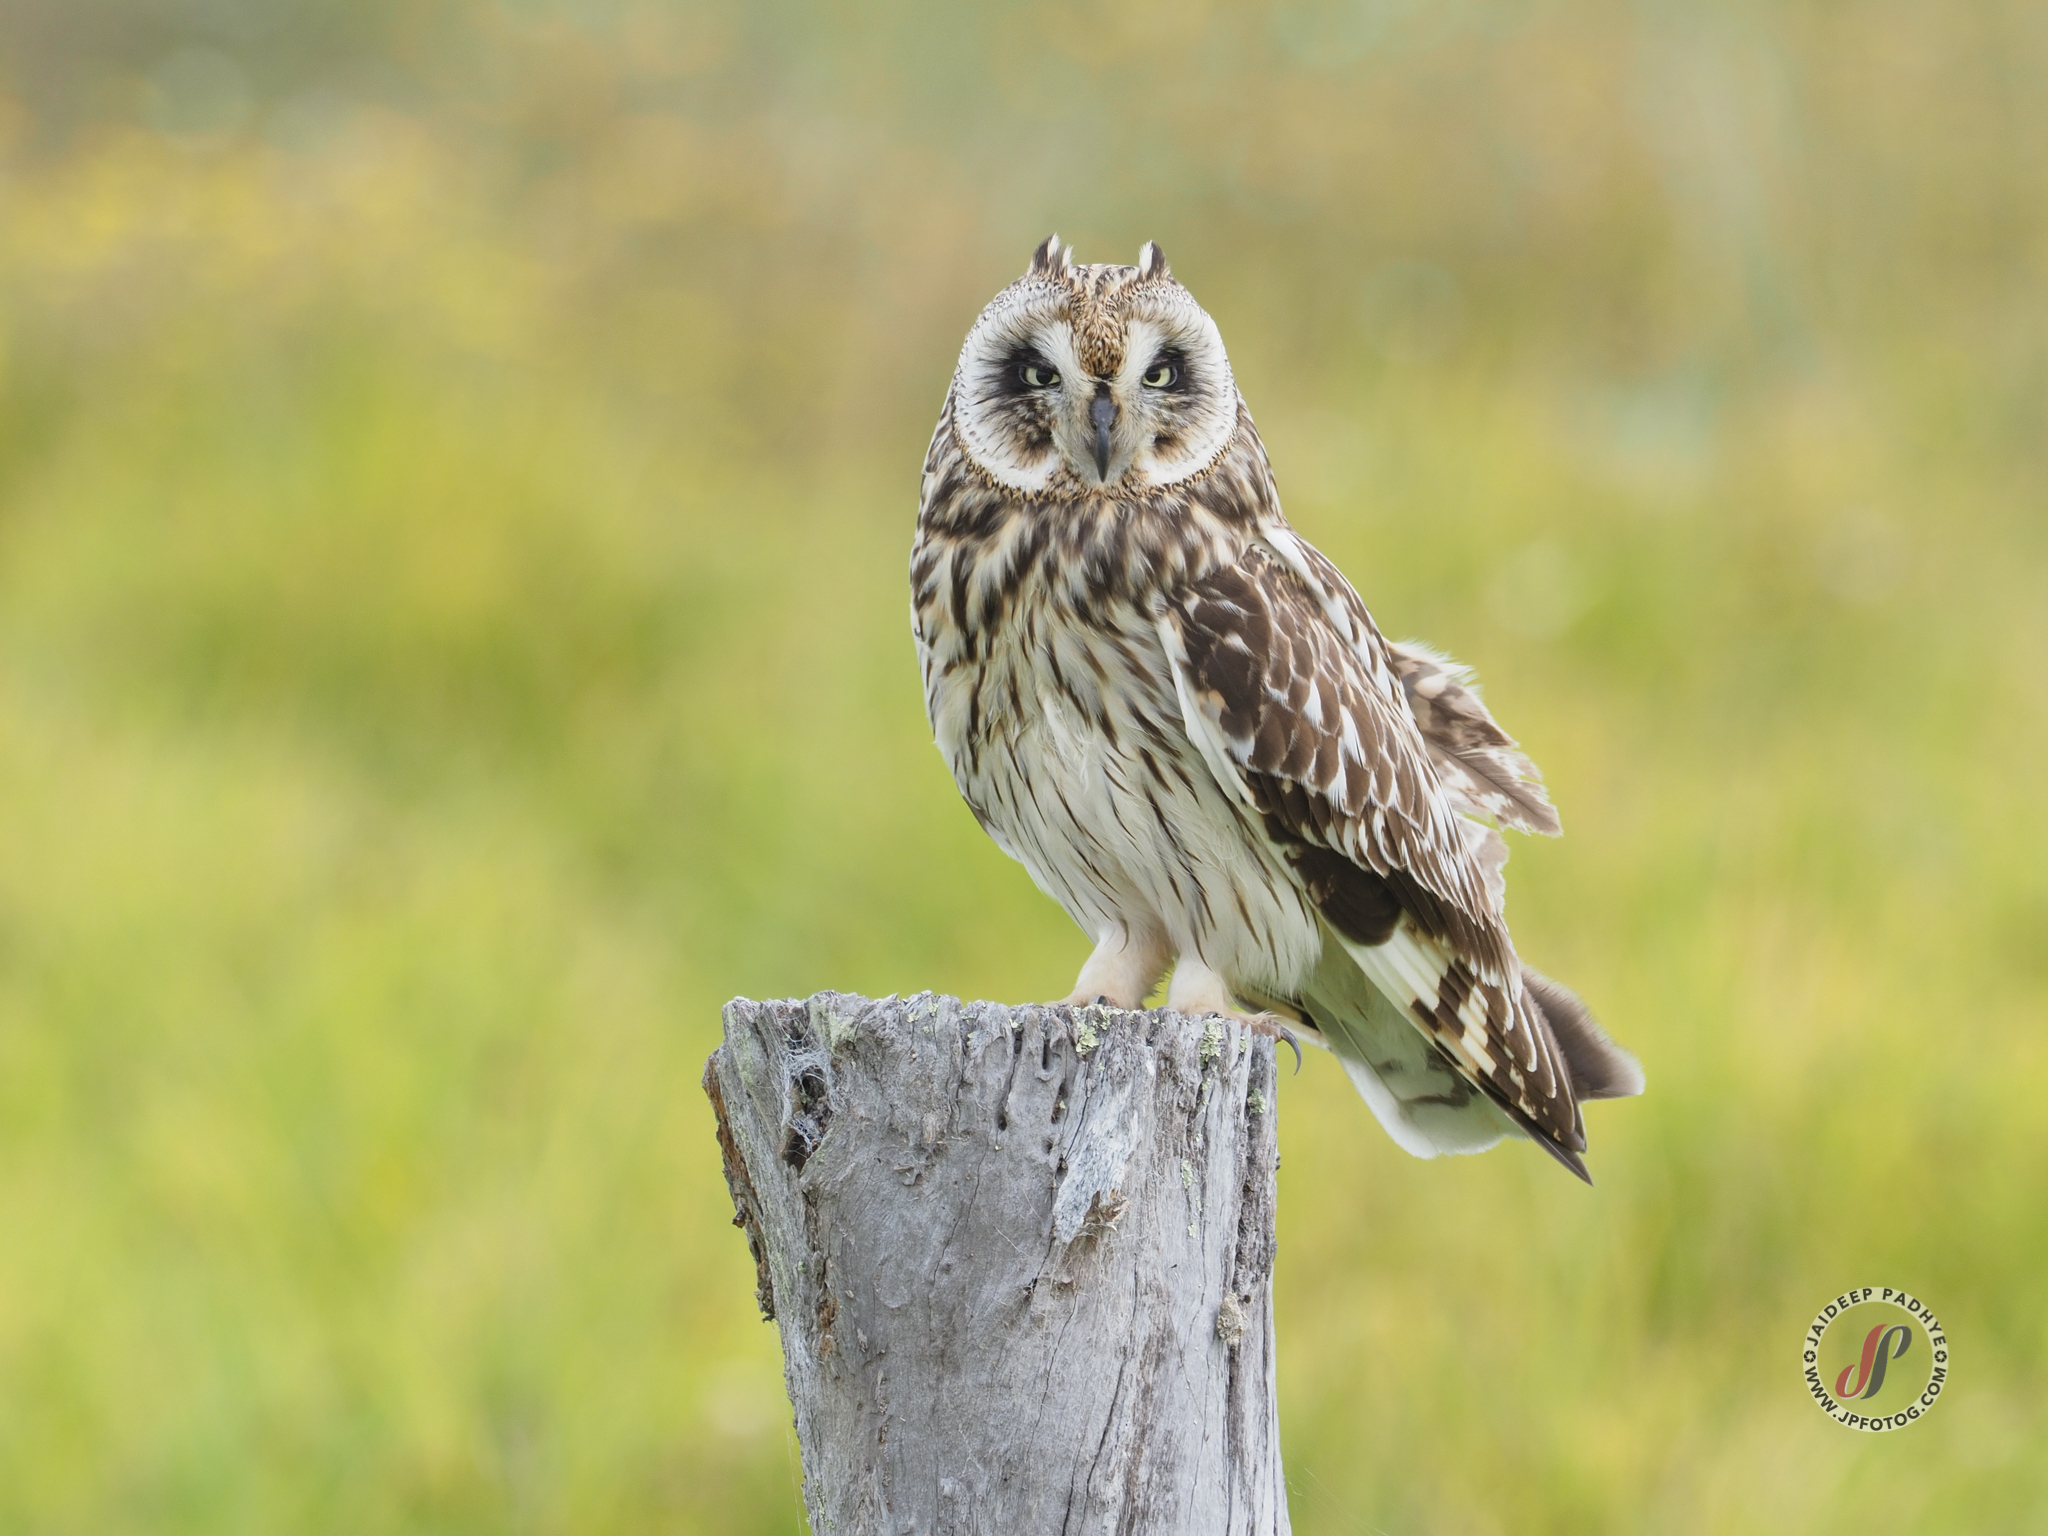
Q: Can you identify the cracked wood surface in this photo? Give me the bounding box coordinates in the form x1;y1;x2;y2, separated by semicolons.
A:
706;992;1290;1536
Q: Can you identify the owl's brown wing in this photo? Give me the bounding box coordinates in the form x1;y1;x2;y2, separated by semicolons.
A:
1385;639;1561;836
1156;543;1587;1170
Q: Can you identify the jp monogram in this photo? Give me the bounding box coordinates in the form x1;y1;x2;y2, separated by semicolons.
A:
1801;1287;1947;1431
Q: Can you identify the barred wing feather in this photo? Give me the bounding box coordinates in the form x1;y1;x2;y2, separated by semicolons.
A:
1156;547;1593;1176
1384;639;1561;836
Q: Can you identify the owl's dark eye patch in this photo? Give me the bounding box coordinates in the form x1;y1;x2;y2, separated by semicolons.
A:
981;350;1057;458
1141;347;1188;392
996;349;1061;394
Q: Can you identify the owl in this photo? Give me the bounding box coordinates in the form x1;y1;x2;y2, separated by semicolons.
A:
910;236;1642;1179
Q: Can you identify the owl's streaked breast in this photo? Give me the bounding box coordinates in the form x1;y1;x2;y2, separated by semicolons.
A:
911;400;1323;992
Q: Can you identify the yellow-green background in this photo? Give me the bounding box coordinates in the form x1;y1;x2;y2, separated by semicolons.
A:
1;2;2042;1531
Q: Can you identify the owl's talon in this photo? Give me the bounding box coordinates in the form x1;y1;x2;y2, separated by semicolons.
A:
1241;1014;1302;1073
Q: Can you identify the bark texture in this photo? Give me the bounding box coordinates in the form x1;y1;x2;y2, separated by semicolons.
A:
705;992;1289;1536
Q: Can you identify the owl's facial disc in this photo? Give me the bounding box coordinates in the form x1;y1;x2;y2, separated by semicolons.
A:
950;254;1237;494
1114;305;1235;488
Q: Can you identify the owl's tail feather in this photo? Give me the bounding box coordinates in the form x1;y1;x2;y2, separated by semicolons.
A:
1273;932;1638;1184
1287;932;1522;1163
1521;967;1645;1101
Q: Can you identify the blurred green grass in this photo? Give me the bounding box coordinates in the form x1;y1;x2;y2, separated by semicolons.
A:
0;2;2044;1531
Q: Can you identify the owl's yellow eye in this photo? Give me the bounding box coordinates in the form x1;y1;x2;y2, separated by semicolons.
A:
1142;361;1178;388
1021;363;1058;388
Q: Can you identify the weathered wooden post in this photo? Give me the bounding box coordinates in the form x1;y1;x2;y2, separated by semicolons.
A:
704;991;1290;1534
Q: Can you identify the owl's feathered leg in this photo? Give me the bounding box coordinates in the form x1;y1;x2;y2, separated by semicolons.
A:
1165;954;1234;1016
1060;923;1170;1010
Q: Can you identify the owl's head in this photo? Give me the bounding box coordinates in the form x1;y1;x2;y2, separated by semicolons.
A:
948;235;1238;495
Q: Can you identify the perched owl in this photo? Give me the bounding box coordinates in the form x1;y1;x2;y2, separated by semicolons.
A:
910;236;1642;1180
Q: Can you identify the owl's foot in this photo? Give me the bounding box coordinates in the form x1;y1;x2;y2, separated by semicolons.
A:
1242;1014;1304;1074
1167;957;1302;1072
1162;1006;1302;1074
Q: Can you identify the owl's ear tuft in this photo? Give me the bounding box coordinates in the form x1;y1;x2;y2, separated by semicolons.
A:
1138;241;1170;280
1029;233;1064;276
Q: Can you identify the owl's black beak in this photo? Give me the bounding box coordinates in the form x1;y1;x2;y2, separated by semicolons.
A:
1089;390;1118;481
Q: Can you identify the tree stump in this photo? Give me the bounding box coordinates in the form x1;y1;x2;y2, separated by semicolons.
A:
704;992;1289;1535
